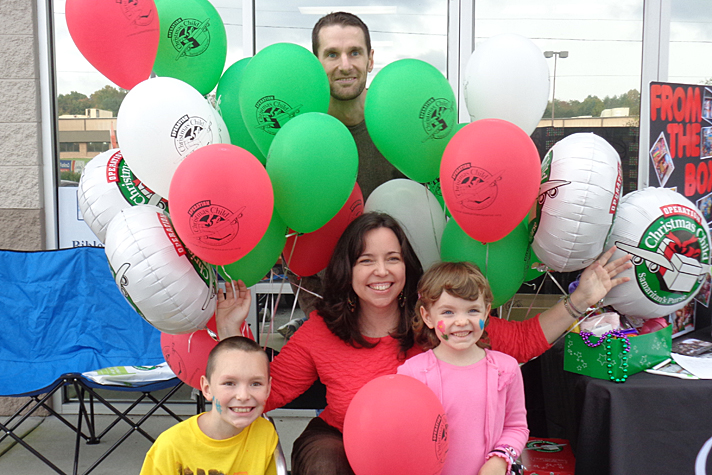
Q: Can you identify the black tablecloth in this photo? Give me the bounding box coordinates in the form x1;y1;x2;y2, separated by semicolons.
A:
523;327;712;475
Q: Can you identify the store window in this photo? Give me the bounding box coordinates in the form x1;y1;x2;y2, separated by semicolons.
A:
59;142;80;153
255;1;449;81
86;141;110;153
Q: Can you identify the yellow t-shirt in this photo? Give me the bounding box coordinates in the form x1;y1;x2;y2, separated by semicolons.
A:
140;414;278;475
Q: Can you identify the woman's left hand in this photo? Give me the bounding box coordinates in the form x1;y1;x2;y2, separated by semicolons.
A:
215;280;251;340
570;246;632;311
478;455;507;475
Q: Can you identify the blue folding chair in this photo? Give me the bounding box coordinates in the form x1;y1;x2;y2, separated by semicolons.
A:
0;247;186;475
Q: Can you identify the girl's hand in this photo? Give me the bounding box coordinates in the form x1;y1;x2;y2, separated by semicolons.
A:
570;246;633;311
478;455;507;475
215;280;251;340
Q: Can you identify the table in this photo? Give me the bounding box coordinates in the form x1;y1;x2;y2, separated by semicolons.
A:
523;327;712;475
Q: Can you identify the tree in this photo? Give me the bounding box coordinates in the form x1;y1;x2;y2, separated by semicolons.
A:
57;91;90;116
90;85;127;116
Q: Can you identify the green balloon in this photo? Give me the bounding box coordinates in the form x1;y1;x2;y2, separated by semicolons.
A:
441;218;529;308
365;59;458;183
267;112;358;234
153;0;227;95
218;210;287;287
216;58;266;165
239;43;330;157
524;246;547;282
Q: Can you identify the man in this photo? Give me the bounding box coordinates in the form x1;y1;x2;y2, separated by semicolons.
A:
281;12;404;334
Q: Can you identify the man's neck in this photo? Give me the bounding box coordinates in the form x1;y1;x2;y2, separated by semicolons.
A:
328;90;367;127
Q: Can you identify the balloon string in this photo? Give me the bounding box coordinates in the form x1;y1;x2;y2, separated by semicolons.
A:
485;243;490;276
187;331;196;353
422;183;446;265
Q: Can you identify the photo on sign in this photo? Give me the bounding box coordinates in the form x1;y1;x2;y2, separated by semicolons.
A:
669;300;696;338
703;87;712;124
702;127;712;160
649;131;675;186
695;272;712;308
696;192;712;225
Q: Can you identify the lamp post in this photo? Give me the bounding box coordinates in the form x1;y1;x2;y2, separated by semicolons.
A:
544;50;568;127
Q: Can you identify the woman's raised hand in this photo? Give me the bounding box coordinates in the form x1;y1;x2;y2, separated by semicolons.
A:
215;280;251;340
570;246;633;311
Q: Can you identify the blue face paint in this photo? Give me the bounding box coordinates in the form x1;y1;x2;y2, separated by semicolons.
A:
479;319;484;330
213;397;222;414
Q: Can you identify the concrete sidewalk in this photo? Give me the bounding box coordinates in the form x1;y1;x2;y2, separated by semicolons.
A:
0;410;312;474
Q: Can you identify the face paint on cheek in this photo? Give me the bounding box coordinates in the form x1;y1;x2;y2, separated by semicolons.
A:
479;319;484;330
213;397;222;414
437;320;448;340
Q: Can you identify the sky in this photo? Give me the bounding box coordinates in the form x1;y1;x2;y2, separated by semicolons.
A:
54;0;712;105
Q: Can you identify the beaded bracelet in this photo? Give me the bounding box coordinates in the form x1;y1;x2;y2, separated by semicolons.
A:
485;445;518;474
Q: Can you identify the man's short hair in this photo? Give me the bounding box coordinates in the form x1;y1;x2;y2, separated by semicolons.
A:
204;336;268;381
312;11;372;56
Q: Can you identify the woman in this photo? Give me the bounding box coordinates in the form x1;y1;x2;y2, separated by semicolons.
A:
216;212;631;474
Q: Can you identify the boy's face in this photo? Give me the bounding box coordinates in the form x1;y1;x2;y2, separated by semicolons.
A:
200;349;271;436
422;291;490;352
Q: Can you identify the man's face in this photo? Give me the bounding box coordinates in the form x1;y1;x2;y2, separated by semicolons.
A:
317;25;374;101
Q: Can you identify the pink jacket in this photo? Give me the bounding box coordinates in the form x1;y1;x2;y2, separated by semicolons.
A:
397;349;528;465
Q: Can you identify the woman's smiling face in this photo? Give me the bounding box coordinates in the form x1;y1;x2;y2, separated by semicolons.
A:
351;227;406;315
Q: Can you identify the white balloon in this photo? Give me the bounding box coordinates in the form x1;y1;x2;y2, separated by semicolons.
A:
463;34;550;135
365;179;446;271
210;103;231;144
77;149;168;242
531;133;622;272
104;205;217;334
603;187;711;319
117;77;217;197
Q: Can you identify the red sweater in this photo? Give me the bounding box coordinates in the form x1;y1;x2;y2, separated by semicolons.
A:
265;312;549;431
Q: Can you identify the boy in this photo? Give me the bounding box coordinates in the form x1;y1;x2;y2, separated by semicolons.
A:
140;336;278;475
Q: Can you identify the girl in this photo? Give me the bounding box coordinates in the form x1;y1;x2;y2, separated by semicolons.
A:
397;261;528;475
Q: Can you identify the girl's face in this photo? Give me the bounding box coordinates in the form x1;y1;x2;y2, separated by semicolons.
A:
421;291;490;352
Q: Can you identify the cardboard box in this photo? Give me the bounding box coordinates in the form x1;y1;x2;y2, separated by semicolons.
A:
521;438;575;475
500;293;561;322
564;325;671;381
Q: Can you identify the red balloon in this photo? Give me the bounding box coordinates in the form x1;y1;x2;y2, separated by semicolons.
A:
282;183;363;277
343;374;449;475
440;119;540;243
65;0;159;90
161;327;217;390
161;317;254;389
169;144;274;266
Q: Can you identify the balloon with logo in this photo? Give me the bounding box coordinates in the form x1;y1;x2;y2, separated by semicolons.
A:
365;179;446;272
603;187;712;319
440;119;540;244
65;0;159;90
365;59;458;183
218;209;287;287
530;133;622;272
117;76;217;197
169;144;274;266
153;0;227;95
344;374;449;475
104;205;217;334
239;43;330;157
441;218;529;308
267;112;358;233
77;149;168;243
284;183;364;277
464;34;549;135
215;58;266;165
